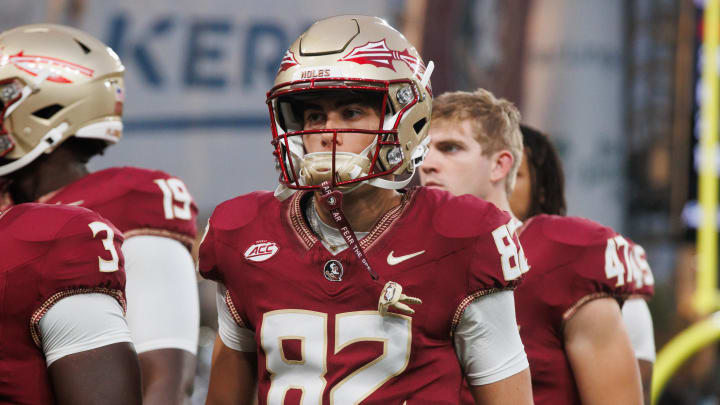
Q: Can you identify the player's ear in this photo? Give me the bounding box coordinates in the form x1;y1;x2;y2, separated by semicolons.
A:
489;149;514;185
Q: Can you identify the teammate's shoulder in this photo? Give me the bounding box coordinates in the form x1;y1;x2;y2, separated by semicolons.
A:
530;214;615;247
76;166;197;242
1;203;103;242
210;191;276;231
2;204;126;309
416;187;510;238
93;166;180;187
65;166;181;203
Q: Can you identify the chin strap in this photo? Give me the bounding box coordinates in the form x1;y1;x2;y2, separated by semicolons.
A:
317;180;422;316
0;122;68;176
366;166;416;189
420;61;434;90
4;67;52;118
274;184;296;201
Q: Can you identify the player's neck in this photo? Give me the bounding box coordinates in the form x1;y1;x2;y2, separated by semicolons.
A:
482;188;518;221
8;150;89;203
312;186;401;233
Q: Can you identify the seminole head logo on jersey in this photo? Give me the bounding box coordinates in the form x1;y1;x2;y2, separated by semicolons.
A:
323;259;344;282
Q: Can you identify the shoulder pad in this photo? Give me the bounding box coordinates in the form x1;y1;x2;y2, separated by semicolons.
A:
428;189;510;238
58;167;198;240
3;203;98;242
97;166;173;193
44;167;160;206
537;215;615;247
211;191;275;231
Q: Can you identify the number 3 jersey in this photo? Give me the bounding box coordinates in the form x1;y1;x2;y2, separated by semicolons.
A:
514;215;642;405
0;203;126;404
199;187;525;404
38;166;198;249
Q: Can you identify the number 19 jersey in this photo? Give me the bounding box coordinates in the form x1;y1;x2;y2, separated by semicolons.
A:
199;188;524;404
39;166;198;249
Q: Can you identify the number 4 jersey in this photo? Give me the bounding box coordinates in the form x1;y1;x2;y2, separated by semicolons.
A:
38;166;198;249
199;188;527;404
0;203;126;404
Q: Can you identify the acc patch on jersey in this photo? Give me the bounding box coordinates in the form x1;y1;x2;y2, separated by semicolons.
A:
244;240;279;262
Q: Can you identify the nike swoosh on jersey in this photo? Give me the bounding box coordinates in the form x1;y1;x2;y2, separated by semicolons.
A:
387;250;425;266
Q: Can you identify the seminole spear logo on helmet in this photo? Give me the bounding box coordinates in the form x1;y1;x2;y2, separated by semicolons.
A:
338;39;432;95
278;50;299;73
0;48;94;83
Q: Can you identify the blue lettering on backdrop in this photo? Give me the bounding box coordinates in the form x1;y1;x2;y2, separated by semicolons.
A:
105;14;128;56
184;20;232;88
243;23;287;86
107;14;175;87
104;14;305;131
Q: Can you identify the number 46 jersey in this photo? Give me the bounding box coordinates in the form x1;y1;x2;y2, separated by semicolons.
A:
199;188;527;404
0;203;126;404
514;215;638;405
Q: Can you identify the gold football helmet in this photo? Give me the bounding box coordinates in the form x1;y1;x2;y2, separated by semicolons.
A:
267;15;433;197
0;24;125;176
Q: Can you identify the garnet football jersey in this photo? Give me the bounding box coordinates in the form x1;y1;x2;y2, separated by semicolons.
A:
199;187;525;404
0;203;125;404
515;215;634;405
40;166;198;248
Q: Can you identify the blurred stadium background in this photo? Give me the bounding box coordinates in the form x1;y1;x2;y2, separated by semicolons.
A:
3;0;714;403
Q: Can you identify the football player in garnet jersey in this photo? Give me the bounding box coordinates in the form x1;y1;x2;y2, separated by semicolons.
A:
420;88;644;405
199;15;533;405
510;125;656;404
0;25;199;404
0;203;142;405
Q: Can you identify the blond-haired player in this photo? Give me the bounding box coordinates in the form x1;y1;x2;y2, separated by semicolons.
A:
421;88;643;405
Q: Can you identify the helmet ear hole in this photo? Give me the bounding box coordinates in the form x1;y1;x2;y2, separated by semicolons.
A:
413;118;427;134
31;104;64;119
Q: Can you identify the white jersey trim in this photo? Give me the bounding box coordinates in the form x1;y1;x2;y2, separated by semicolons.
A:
122;235;199;355
454;290;530;385
39;293;132;367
